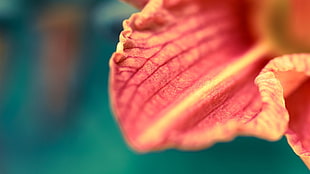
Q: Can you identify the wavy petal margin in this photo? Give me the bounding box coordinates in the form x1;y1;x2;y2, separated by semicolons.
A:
109;0;293;152
257;54;310;168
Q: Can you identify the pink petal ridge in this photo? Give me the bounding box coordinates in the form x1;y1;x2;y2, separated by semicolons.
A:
109;0;292;152
110;0;310;170
256;54;310;169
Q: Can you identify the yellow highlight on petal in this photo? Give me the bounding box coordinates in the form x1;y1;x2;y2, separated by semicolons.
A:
136;43;270;146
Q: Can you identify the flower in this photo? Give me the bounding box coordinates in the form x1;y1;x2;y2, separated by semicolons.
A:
109;0;310;168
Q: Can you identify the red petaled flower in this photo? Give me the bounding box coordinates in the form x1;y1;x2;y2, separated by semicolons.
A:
109;0;310;168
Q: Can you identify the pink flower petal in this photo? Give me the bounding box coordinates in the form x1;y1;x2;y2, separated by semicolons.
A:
256;54;310;168
109;0;293;152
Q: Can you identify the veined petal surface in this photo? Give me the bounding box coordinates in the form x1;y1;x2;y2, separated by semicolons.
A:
109;0;288;152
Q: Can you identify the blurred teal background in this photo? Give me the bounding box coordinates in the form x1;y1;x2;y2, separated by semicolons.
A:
0;0;308;174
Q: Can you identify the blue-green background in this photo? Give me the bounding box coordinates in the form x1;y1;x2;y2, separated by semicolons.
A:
0;0;308;173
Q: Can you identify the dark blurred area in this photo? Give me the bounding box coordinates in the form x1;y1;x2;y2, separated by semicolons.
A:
0;1;308;174
0;0;137;173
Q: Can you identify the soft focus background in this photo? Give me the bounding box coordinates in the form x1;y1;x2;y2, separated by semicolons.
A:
0;0;308;174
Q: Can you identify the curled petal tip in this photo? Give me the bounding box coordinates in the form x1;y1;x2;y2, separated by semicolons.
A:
110;0;310;170
110;0;271;151
256;54;310;169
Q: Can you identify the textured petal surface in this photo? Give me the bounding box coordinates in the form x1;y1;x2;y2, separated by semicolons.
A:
256;54;310;169
109;0;288;152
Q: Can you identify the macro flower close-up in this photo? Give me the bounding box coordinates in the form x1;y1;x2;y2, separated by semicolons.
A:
109;0;310;169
